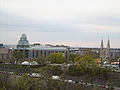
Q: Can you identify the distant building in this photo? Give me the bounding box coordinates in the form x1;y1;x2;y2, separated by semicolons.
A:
17;34;29;48
69;47;99;57
69;39;120;63
15;45;69;60
15;34;69;60
0;34;120;62
100;39;113;63
0;48;12;60
0;44;4;48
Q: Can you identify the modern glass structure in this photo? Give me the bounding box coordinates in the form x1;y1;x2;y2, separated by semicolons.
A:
15;34;69;60
17;34;29;48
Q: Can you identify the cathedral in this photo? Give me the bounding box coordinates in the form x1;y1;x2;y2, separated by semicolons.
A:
100;38;111;63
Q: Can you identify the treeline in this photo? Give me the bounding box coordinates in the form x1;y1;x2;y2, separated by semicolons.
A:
0;52;112;79
66;55;111;80
0;73;100;90
0;52;114;90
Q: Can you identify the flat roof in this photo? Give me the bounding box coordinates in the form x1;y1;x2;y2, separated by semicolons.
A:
16;45;68;51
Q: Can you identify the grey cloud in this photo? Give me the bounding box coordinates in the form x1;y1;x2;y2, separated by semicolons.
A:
0;11;77;32
68;16;120;27
0;10;120;48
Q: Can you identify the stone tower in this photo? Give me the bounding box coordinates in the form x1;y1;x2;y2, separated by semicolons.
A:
105;39;111;63
17;34;29;48
99;38;111;64
100;39;106;63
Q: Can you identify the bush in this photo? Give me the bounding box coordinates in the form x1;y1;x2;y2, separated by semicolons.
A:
41;66;63;76
66;65;82;76
47;53;65;64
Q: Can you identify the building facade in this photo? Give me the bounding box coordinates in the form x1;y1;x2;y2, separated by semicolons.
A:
0;34;120;62
15;34;69;60
0;48;12;60
100;39;112;63
0;44;3;48
69;39;120;63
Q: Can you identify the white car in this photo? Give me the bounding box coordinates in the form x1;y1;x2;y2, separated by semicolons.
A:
52;76;60;80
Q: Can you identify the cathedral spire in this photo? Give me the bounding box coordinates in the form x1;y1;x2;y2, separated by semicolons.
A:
100;39;104;49
107;37;110;49
105;37;111;63
100;38;105;63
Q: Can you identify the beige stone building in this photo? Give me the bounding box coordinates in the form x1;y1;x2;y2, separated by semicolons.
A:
0;48;12;60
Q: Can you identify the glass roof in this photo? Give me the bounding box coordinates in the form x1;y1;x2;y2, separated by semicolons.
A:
17;34;29;47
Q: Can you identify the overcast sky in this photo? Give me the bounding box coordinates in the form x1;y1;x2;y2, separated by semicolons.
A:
0;0;120;48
